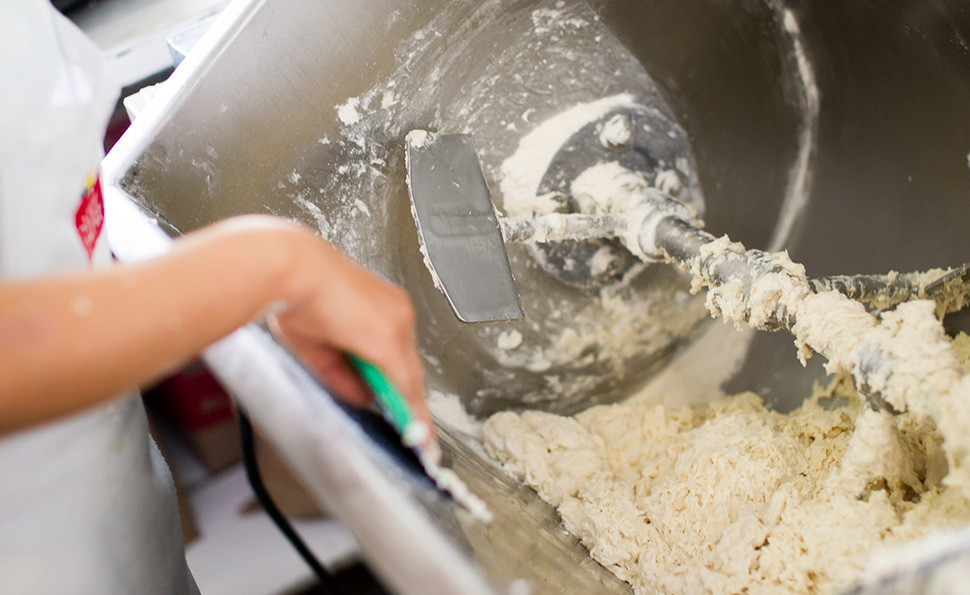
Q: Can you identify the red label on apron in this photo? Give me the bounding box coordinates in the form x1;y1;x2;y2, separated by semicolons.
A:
75;173;104;261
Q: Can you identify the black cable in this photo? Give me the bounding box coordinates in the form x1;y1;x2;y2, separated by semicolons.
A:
238;410;344;595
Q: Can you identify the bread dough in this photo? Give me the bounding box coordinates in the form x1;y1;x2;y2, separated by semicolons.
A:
484;337;970;594
679;233;970;496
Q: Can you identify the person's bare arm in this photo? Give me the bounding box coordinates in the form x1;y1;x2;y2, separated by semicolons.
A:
0;215;427;435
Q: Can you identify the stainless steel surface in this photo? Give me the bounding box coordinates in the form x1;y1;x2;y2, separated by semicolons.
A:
115;0;810;419
714;1;970;409
405;133;524;323
104;0;970;593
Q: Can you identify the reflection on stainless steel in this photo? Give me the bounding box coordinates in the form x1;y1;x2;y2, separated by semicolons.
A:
104;0;970;593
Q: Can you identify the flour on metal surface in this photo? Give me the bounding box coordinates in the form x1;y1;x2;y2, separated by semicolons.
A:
336;96;362;126
499;94;637;217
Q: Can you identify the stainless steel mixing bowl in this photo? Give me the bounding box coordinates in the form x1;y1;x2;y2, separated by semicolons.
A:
105;0;970;593
115;0;826;417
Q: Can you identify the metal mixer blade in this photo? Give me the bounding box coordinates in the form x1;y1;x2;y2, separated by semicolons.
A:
405;130;970;412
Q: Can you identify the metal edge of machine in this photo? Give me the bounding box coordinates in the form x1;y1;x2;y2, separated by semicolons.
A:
100;1;503;594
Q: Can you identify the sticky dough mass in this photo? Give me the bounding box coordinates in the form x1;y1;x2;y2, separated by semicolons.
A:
483;335;970;595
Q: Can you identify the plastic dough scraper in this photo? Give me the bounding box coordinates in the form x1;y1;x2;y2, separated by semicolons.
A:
348;355;492;522
404;130;525;323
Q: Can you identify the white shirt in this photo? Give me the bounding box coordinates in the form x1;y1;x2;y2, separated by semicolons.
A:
0;2;196;593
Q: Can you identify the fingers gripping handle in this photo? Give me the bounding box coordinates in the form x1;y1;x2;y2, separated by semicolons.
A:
348;355;431;450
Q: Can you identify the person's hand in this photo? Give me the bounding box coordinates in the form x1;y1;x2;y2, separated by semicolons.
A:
265;224;432;437
0;214;431;437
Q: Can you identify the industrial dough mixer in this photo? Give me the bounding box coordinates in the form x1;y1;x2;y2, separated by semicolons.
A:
103;0;970;593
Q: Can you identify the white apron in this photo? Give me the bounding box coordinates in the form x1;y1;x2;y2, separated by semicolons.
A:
0;2;197;593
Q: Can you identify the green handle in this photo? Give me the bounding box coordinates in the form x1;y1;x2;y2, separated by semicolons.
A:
348;355;419;442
